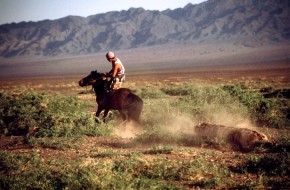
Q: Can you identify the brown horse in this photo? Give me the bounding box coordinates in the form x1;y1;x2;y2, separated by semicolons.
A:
79;70;143;123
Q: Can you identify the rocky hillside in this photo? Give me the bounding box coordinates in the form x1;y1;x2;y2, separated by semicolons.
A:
0;0;289;57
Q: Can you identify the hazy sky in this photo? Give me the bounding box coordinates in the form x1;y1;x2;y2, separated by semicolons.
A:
0;0;206;25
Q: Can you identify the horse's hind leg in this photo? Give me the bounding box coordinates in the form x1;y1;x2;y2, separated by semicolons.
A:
128;105;142;124
119;110;127;121
128;113;140;124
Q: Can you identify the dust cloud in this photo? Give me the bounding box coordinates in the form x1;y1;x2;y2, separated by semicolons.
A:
114;108;256;138
202;106;257;130
113;103;265;151
114;121;143;138
159;104;257;139
163;114;198;137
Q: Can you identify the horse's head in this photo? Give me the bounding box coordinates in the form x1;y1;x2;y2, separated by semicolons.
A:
79;70;102;87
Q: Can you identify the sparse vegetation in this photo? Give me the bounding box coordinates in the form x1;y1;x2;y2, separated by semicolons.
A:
0;80;289;189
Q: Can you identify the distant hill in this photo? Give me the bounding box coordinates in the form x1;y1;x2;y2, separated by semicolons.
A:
0;0;289;57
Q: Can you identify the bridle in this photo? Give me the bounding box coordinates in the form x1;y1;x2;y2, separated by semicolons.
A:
86;77;97;85
79;71;111;90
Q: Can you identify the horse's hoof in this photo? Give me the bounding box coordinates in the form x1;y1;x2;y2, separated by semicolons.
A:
95;117;101;123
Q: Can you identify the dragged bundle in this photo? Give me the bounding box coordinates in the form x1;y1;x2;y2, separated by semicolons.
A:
194;123;269;151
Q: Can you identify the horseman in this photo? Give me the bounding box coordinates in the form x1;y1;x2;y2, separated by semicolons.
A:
102;51;125;93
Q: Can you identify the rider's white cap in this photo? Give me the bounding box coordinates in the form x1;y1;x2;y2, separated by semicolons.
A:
106;51;115;59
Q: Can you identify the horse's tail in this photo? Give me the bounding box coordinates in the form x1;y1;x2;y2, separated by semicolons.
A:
126;93;143;123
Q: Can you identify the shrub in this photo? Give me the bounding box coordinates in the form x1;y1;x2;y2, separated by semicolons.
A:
138;87;165;99
222;85;290;128
0;90;112;137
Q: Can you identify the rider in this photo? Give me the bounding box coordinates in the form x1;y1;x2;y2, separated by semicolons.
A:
103;51;125;92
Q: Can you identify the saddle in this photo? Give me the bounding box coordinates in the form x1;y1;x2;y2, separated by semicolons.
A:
104;80;114;93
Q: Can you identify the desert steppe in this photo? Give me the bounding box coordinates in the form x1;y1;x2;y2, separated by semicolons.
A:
0;43;289;189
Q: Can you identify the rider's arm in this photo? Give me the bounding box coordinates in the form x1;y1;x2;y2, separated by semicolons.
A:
112;64;121;78
102;69;113;77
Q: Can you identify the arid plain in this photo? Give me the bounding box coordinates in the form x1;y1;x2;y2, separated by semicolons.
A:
1;42;290;89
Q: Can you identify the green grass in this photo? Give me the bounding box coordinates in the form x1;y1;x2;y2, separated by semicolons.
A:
0;150;182;189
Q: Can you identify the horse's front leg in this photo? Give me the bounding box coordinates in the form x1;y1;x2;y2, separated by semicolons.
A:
95;106;104;123
102;109;110;123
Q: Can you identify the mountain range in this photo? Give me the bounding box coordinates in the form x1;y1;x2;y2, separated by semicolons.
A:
0;0;289;58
